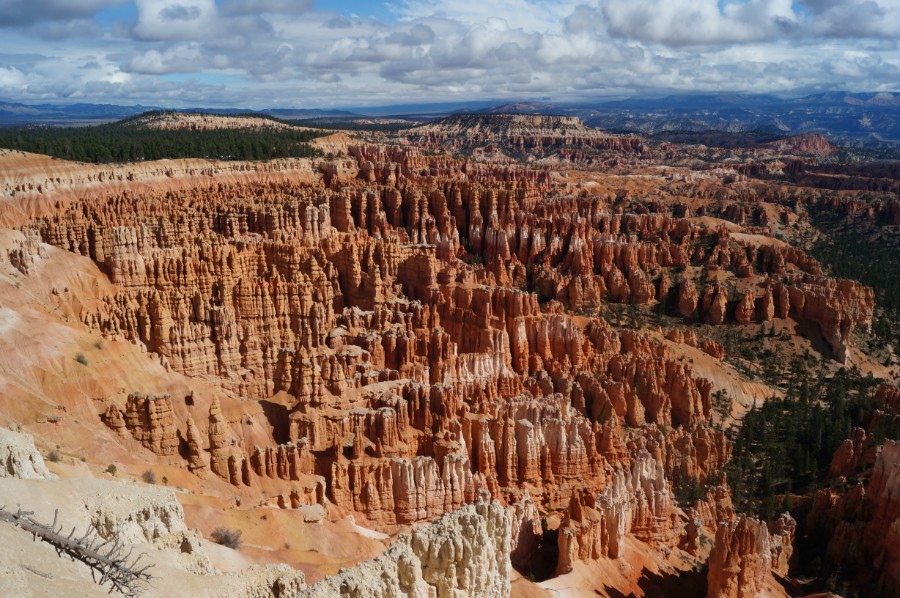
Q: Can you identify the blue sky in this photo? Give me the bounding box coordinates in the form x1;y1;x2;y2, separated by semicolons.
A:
0;0;897;108
319;1;398;21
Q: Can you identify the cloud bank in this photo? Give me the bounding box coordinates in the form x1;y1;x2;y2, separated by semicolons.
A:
0;0;897;107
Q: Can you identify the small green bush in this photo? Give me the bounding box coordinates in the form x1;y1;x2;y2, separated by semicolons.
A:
105;464;117;476
75;353;88;366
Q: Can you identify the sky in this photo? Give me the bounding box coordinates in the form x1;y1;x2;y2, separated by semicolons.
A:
0;0;898;108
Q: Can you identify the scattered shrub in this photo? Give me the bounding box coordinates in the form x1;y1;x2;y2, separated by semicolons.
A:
75;353;88;366
47;448;60;463
211;527;242;549
105;464;117;476
141;469;157;484
94;340;104;350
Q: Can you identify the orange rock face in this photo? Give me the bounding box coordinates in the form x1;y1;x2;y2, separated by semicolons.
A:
785;278;875;364
122;392;179;456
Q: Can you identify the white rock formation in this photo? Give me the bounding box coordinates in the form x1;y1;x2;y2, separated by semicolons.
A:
0;427;56;479
300;500;511;598
85;485;188;545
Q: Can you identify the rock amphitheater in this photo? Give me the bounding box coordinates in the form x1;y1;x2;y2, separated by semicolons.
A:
0;115;897;597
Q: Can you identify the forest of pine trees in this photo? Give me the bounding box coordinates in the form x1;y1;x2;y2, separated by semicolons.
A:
0;116;325;163
725;363;897;520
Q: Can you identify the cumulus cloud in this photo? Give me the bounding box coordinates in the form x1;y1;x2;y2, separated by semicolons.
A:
801;0;900;38
0;66;27;88
132;0;217;40
603;0;798;46
126;44;204;73
0;0;898;107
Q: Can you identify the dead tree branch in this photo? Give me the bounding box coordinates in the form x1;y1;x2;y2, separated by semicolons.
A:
0;504;153;596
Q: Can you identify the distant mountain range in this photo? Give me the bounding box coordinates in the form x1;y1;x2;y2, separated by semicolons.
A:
2;92;899;148
480;93;900;149
0;101;358;126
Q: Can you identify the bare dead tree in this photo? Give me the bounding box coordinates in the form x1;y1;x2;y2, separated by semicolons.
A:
0;505;153;596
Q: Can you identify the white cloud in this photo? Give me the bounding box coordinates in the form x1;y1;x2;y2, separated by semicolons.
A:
391;0;580;32
0;0;898;107
132;0;218;40
804;0;900;38
126;44;204;73
0;66;27;88
603;0;798;46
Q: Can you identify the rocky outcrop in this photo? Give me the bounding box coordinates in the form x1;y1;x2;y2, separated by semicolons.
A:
299;501;511;597
678;279;699;318
707;513;795;598
184;416;210;475
734;292;756;325
702;284;728;325
123;393;179;456
5;227;46;275
556;451;677;573
786;278;874;364
85;485;188;545
827;427;874;479
708;517;768;598
876;383;900;412
102;404;129;438
865;440;900;592
214;565;306;598
680;479;735;556
0;428;55;480
764;133;837;157
804;440;900;595
508;491;542;572
207;397;249;485
767;513;796;577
